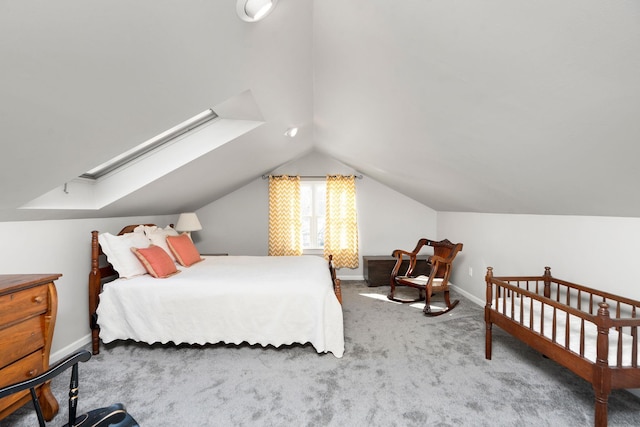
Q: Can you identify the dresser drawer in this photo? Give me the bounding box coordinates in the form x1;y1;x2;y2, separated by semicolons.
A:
0;316;45;370
0;284;49;327
0;350;43;412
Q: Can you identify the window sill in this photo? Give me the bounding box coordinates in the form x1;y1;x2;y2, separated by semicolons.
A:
303;248;324;256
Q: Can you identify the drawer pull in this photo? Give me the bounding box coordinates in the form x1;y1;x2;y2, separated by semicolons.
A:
26;369;37;378
32;296;44;303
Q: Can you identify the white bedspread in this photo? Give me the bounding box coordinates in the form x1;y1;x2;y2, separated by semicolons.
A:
97;255;344;358
496;297;634;366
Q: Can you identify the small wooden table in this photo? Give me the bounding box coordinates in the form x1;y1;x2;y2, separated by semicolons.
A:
363;255;431;287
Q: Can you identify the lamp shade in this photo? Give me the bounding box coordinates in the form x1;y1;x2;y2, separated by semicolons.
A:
176;213;202;232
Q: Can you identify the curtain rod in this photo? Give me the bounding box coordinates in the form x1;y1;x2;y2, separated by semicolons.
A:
261;174;363;180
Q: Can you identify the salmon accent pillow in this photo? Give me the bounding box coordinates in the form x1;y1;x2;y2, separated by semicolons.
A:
131;245;180;278
166;233;204;267
143;225;180;262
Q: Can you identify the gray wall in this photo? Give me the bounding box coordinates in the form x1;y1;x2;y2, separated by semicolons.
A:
438;211;640;304
195;151;438;279
0;215;174;360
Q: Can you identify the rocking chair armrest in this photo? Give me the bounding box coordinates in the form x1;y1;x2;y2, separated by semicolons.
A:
390;249;420;278
428;255;447;265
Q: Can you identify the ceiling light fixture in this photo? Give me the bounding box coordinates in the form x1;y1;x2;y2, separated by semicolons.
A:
237;0;278;22
284;127;298;138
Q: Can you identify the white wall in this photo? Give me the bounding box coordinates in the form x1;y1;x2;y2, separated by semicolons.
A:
438;211;640;305
0;214;174;360
196;151;438;279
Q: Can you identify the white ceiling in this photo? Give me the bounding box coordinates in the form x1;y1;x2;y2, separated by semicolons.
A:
1;0;639;221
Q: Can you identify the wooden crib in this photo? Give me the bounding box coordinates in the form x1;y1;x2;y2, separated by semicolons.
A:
485;266;640;427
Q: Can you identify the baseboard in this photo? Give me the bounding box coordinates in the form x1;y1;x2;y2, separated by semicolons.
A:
450;284;484;307
50;333;92;363
336;274;364;281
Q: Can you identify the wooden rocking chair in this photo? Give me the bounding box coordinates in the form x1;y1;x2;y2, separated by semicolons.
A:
387;238;463;316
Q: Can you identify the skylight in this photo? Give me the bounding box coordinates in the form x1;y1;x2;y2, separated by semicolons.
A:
21;90;265;211
81;109;218;180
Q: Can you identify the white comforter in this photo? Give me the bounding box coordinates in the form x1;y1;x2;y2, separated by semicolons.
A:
97;255;344;357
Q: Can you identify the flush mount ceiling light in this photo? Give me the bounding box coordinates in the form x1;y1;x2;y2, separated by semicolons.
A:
284;127;298;138
237;0;278;22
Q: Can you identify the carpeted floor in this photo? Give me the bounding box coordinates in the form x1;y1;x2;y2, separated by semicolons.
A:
3;281;640;426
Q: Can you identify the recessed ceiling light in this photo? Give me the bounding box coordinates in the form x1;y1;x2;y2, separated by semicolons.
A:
237;0;278;22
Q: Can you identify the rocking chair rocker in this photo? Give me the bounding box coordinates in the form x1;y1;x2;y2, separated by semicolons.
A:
387;238;463;316
0;350;138;427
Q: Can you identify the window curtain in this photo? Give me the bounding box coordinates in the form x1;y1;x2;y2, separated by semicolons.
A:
268;175;302;256
324;175;359;268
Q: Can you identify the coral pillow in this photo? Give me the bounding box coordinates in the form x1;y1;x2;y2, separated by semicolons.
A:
143;225;180;262
166;233;203;267
131;245;180;278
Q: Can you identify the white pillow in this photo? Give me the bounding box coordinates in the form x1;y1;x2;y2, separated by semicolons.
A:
98;231;151;278
143;226;179;261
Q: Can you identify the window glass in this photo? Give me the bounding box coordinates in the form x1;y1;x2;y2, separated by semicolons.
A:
300;181;326;249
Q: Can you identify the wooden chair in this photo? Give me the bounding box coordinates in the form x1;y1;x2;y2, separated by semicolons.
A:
0;350;139;427
387;238;463;316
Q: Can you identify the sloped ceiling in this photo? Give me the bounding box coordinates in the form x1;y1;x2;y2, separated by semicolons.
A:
1;0;639;221
314;0;640;216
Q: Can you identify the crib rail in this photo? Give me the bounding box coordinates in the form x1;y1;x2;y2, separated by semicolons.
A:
486;266;640;368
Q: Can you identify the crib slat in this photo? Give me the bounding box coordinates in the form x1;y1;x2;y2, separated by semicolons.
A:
577;290;582;311
510;289;515;318
540;303;545;336
552;306;557;343
615;302;623;367
529;297;534;331
617;327;623;367
565;311;570;350
633;306;638;367
580;319;585;356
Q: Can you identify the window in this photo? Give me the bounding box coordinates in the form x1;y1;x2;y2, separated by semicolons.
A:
300;181;325;249
81;109;218;180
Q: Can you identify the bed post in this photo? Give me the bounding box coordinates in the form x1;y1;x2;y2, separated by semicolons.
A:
89;231;101;355
594;302;612;427
485;266;494;360
593;302;611;427
543;266;552;299
328;255;342;304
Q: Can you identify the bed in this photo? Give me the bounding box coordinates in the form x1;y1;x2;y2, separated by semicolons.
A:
88;225;344;358
485;266;640;427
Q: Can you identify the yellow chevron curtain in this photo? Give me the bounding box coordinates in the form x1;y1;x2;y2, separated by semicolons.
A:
268;175;302;256
324;175;359;268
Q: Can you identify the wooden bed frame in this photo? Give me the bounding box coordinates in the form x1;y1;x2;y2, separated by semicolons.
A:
88;225;342;355
485;266;640;427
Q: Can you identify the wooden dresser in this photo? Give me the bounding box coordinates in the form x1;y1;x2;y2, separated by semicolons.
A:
0;274;60;421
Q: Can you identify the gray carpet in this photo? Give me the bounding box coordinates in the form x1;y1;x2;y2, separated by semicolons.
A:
3;281;640;426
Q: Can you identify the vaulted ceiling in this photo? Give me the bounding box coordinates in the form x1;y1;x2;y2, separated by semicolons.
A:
1;0;639;221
